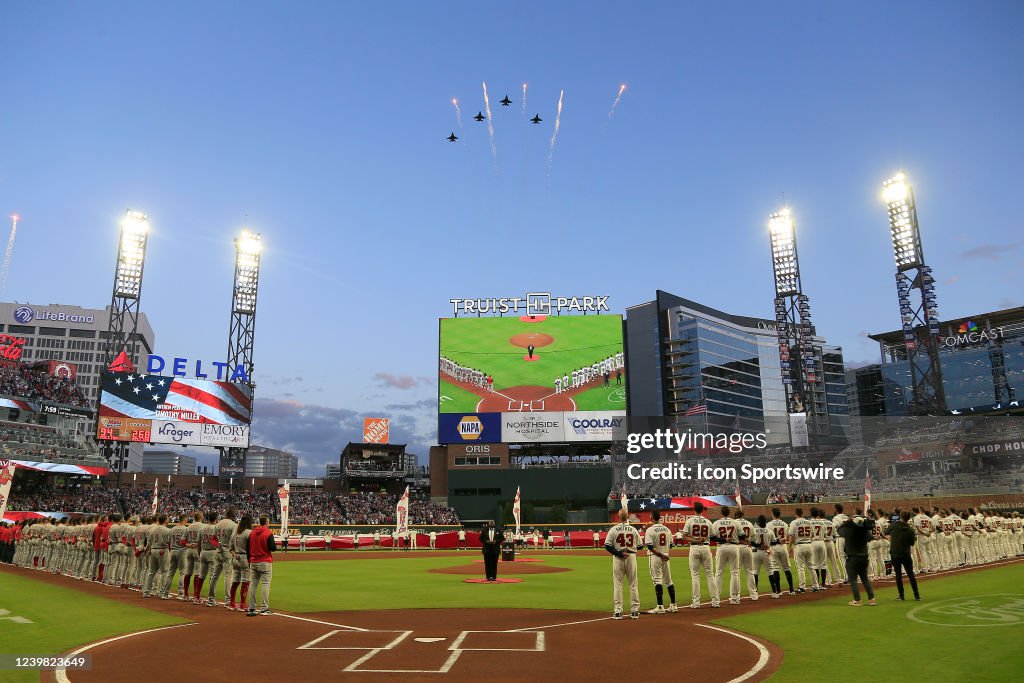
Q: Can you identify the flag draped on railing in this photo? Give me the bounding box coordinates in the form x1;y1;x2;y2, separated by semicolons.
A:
864;472;872;515
150;479;159;515
0;459;16;521
513;486;521;535
395;485;410;539
279;481;291;535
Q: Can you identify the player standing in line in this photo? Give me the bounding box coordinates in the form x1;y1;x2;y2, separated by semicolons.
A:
683;502;719;608
193;511;219;605
866;511;884;579
950;508;966;566
131;516;148;591
643;510;677;613
163;515;189;598
605;508;642;620
209;507;237;606
143;514;171;598
788;508;819;593
960;512;976;565
712;506;741;605
180;512;204;599
766;508;795;596
912;507;935;572
733;510;757;601
929;507;946;569
810;509;828;589
228;515;252;612
832;504;849;583
751;515;773;597
821;511;839;587
104;515;121;585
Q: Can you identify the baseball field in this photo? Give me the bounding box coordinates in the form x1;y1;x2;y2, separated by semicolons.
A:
439;315;625;414
1;550;1021;682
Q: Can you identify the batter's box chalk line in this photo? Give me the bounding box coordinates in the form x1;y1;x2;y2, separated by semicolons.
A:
508;400;524;411
297;628;545;674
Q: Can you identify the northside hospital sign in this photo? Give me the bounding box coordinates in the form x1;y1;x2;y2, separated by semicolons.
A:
450;293;610;316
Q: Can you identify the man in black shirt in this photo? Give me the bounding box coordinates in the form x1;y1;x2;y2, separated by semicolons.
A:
886;510;920;601
837;512;876;606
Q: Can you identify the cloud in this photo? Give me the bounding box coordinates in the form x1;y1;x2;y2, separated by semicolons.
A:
944;275;960;286
373;372;429;390
249;396;437;477
384;398;437;411
960;243;1021;261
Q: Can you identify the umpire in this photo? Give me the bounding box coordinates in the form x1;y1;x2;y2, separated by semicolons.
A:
887;510;921;601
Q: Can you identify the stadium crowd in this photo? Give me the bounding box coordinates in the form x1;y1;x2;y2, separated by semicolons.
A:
0;365;89;407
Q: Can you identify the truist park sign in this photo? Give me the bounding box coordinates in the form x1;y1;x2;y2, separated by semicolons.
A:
450;292;610;316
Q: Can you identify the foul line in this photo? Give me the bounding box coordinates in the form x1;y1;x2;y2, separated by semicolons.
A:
274;611;369;632
55;623;197;683
509;615;613;631
696;624;770;683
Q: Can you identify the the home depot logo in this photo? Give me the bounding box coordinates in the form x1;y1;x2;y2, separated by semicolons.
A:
458;416;484;440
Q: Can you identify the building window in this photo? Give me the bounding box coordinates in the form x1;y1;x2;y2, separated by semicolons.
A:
39;327;66;337
8;324;34;334
69;329;96;338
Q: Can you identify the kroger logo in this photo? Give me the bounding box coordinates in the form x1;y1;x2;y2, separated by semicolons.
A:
157;422;196;443
13;306;34;324
958;320;979;334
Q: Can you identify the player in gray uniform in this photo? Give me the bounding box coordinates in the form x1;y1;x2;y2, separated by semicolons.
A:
208;507;238;606
604;508;642;619
131;517;151;591
643;510;677;613
183;511;205;601
228;515;253;611
144;514;172;598
164;515;190;598
196;511;220;605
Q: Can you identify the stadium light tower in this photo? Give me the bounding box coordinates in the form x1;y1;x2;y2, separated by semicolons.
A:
222;230;262;489
768;208;824;447
101;209;151;481
882;173;946;414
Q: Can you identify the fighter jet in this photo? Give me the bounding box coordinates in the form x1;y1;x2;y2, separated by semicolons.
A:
474;111;486;122
447;132;458;142
500;95;512;106
530;114;542;124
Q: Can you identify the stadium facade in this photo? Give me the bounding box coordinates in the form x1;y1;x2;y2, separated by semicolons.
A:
624;290;850;444
862;306;1023;415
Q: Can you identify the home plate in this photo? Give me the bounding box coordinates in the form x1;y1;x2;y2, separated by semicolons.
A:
415;637;446;643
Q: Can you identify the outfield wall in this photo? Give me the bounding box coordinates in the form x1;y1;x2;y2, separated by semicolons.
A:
447;466;614;520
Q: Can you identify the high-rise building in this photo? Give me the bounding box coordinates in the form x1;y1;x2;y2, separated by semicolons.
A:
325;463;341;479
624;290;849;446
245;445;298;479
142;449;198;475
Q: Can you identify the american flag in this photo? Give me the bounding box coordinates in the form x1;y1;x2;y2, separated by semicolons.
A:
99;373;251;425
685;400;707;416
864;471;872;515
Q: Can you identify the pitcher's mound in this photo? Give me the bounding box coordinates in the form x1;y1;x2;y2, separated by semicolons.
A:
432;564;569;575
463;578;524;584
510;333;554;348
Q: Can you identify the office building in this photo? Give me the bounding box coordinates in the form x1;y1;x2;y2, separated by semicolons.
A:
245;445;298;479
142;449;198;476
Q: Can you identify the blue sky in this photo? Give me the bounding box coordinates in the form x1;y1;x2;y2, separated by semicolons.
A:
1;2;1021;475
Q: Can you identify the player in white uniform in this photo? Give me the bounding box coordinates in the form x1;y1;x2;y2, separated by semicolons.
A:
788;508;820;592
683;502;719;608
867;511;885;579
948;509;965;566
831;504;849;582
751;515;774;597
712;507;741;605
734;510;758;601
604;509;642;619
810;509;828;588
766;508;795;596
930;508;948;569
643;510;677;613
911;508;934;572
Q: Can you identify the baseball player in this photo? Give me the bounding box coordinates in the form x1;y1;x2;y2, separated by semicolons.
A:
821;511;839;587
228;515;253;611
181;511;204;599
593;529;601;548
930;507;948;569
683;502;718;608
604;508;642;619
193;511;221;605
788;508;819;592
131;516;148;591
734;509;758;601
766;508;795;595
950;508;966;566
163;515;189;598
712;506;741;605
911;507;935;572
867;511;885;579
643;510;677;613
751;515;774;596
457;528;466;550
143;514;171;598
810;508;828;589
832;504;849;582
208;507;237;606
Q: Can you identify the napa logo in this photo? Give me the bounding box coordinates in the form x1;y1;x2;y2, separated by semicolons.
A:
943;321;1003;348
457;416;484;441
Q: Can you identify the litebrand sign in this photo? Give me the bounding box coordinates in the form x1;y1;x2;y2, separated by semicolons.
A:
449;292;610;316
12;306;95;325
941;323;1004;349
147;355;250;383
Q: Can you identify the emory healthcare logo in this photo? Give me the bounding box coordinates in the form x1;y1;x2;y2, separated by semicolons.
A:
958;320;979;334
13;306;33;324
458;416;484;441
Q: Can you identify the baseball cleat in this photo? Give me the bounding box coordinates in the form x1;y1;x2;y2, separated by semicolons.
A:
667;604;678;613
206;598;217;607
710;602;721;608
630;611;639;620
729;598;741;605
246;610;257;617
647;606;665;614
689;603;701;609
258;609;273;615
613;612;623;620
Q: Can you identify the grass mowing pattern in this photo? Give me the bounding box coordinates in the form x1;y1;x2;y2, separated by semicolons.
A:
0;571;185;683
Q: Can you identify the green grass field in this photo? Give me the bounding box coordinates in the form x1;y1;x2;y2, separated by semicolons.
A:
0;572;184;683
4;556;1022;681
439;316;623;412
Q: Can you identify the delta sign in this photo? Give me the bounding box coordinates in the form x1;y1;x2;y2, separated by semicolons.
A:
146;355;249;383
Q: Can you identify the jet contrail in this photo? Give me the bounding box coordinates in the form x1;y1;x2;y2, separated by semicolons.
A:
452;98;463;127
521;82;528;114
547;89;564;172
608;83;627;118
481;81;496;159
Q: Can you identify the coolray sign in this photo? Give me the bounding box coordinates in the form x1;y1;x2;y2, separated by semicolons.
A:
201;424;250;447
501;412;564;442
147;355;249;383
564;411;627;442
12;306;95;325
941;324;1004;348
449;292;610;316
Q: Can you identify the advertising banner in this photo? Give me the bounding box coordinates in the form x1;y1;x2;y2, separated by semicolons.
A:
97;416;153;442
201;424;250;447
500;412;565;442
363;417;389;444
789;412;809;448
98;372;252;426
151;420;203;445
0;458;16;522
562;411;627;442
438;412;502;444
